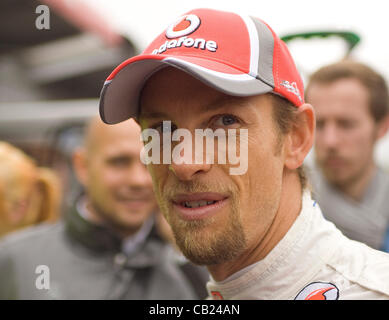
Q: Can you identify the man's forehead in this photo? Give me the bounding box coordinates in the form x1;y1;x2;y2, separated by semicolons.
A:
101;140;143;158
87;121;143;157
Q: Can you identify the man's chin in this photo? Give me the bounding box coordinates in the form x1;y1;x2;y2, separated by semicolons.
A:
170;218;246;266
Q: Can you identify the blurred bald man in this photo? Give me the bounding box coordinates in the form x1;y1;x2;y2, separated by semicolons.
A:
73;117;158;238
0;117;205;299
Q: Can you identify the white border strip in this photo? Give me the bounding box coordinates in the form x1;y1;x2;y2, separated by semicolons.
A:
239;14;259;79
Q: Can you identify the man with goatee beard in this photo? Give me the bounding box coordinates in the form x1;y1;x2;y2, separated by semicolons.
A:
99;8;389;299
305;60;389;251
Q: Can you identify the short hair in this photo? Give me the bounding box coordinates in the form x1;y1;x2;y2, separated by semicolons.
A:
270;94;307;190
306;60;389;122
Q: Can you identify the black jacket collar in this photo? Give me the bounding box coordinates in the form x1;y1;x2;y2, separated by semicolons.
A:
64;199;165;268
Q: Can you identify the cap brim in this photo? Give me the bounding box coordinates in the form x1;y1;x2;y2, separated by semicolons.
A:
99;54;273;124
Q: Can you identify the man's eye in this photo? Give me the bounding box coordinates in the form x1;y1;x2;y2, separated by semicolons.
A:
213;114;239;127
108;157;131;167
338;119;356;129
153;121;178;133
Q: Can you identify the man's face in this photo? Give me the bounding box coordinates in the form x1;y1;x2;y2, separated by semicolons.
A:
307;78;378;187
84;121;156;233
0;159;40;233
139;68;286;265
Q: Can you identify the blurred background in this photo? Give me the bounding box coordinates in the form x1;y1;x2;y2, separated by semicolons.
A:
1;0;389;206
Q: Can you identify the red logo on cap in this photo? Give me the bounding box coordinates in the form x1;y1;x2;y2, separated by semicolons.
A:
173;19;191;32
166;14;201;39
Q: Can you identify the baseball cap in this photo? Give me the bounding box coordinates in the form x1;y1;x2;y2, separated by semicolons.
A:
99;8;304;124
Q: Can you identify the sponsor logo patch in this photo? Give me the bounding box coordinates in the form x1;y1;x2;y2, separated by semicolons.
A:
295;282;339;300
211;291;224;300
151;14;218;55
166;14;201;39
280;80;303;103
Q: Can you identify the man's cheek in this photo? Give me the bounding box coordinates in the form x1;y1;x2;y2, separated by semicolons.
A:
147;163;166;180
150;164;170;190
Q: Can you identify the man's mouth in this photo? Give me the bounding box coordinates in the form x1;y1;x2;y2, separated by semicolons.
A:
182;200;217;208
115;194;154;209
171;192;229;221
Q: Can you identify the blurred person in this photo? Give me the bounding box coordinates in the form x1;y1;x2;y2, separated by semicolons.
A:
0;117;207;299
305;60;389;250
0;142;61;237
99;8;389;299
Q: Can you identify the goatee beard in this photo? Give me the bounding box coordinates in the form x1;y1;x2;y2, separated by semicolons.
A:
159;180;246;266
171;212;246;265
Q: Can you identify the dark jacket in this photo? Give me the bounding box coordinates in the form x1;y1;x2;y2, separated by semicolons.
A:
0;204;207;299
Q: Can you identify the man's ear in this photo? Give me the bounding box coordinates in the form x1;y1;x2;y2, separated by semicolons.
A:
284;103;315;170
376;115;389;140
72;147;89;187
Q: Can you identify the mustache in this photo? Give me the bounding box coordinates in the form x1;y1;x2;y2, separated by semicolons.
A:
162;179;238;200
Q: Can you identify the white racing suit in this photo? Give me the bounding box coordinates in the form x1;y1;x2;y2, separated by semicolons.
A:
206;192;389;300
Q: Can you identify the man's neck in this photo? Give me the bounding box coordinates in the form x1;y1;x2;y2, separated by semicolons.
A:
208;172;302;282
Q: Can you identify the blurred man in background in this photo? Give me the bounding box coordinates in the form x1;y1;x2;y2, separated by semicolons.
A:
0;141;61;238
306;60;389;251
0;117;207;299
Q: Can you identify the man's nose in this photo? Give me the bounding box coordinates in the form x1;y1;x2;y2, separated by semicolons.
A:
168;132;213;181
169;161;212;181
128;162;152;188
169;150;212;181
319;123;340;149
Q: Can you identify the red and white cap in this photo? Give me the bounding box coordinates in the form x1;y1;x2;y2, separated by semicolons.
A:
100;8;304;124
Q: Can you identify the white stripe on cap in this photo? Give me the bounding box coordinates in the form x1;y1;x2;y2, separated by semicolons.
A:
239;14;260;79
163;57;255;81
162;56;273;97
